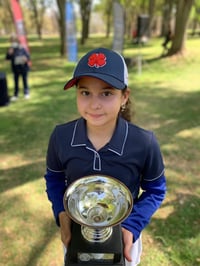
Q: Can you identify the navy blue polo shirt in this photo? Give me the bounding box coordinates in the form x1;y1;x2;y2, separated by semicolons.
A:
45;117;166;242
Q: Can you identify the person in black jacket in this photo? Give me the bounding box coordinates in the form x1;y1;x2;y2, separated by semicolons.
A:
6;36;31;101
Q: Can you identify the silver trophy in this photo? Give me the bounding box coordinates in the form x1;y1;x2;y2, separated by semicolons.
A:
63;175;133;266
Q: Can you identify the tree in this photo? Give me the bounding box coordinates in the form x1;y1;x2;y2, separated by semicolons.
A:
190;0;200;35
123;0;138;39
167;0;194;56
56;0;66;56
0;0;15;34
161;0;174;36
148;0;156;37
94;0;112;38
27;0;51;40
104;0;112;37
79;0;92;45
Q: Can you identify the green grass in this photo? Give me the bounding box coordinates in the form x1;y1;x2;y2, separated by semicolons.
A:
0;35;200;266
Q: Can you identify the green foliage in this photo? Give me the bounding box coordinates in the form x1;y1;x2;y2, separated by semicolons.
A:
0;35;200;266
190;0;200;21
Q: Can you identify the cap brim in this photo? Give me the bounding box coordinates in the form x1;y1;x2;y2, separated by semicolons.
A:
64;73;126;90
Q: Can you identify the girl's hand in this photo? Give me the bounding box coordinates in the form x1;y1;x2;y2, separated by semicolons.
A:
59;211;72;247
122;227;133;262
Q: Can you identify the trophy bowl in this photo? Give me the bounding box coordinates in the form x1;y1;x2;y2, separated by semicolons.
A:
63;175;133;265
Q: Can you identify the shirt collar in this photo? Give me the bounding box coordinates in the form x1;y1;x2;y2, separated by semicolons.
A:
71;117;128;156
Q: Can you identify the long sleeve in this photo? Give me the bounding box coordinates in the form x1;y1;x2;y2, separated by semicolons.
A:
44;168;66;226
122;174;166;242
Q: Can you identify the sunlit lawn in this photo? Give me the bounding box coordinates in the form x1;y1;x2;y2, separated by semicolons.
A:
0;35;200;266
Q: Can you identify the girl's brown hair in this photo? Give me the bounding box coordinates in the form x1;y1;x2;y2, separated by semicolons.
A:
119;88;134;122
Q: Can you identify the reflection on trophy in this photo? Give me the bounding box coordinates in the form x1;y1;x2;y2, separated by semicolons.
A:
63;175;133;266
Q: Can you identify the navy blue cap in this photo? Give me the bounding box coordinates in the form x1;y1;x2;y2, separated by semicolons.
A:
64;47;128;90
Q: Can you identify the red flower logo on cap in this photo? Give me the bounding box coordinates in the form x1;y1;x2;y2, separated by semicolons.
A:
88;53;106;68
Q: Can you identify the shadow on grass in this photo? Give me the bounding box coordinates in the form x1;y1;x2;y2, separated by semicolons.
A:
0;161;45;193
0;187;60;266
134;84;200;148
149;193;200;266
26;218;61;266
0;82;78;155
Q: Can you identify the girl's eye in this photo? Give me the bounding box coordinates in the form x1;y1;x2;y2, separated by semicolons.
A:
102;91;112;96
80;90;90;96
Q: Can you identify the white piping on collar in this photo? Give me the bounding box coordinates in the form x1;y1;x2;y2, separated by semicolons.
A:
108;121;128;156
86;147;102;171
70;120;86;147
70;119;129;156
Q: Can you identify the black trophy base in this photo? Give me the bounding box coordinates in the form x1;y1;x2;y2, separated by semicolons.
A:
65;222;125;266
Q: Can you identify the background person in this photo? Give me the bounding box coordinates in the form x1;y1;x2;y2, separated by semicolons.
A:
5;35;31;101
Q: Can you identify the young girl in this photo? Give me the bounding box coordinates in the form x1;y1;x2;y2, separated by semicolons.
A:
44;47;166;265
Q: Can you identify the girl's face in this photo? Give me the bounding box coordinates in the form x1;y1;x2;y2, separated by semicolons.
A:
76;76;129;129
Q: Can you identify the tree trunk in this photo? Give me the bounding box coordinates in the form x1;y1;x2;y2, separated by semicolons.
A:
148;0;156;37
167;0;194;56
0;0;15;33
29;0;43;40
105;0;112;38
56;0;66;56
161;0;174;36
80;0;92;45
